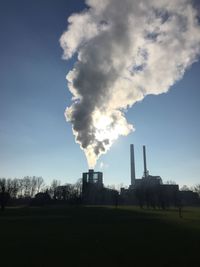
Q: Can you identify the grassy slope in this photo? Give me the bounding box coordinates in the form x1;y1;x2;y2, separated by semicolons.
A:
0;206;199;267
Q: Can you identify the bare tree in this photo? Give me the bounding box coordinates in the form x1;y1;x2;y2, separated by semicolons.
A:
0;179;10;210
0;178;6;191
50;179;61;199
18;178;25;197
180;185;190;191
5;178;19;198
53;184;72;200
106;184;116;190
73;178;82;197
30;177;37;197
116;183;125;192
192;184;200;197
165;180;176;185
23;176;32;197
35;177;44;193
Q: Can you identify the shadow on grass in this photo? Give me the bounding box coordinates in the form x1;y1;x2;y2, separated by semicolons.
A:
0;205;199;267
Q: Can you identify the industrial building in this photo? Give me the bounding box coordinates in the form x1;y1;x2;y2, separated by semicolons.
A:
129;144;162;189
82;169;118;205
121;144;180;208
81;144;199;207
82;169;103;188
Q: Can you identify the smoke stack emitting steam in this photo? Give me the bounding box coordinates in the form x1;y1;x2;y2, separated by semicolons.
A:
60;0;200;168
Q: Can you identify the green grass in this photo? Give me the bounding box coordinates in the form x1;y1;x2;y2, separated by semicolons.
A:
0;205;200;267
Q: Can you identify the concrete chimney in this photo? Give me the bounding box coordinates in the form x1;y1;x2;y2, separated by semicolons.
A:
143;145;148;178
130;144;136;186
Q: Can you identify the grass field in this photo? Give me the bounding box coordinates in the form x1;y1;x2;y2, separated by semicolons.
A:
0;205;200;267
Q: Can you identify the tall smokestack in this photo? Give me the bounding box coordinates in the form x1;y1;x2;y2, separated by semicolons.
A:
130;144;136;186
143;145;148;178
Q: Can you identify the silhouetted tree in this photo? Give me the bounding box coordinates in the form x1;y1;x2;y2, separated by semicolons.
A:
50;179;61;200
8;178;20;198
53;185;70;200
23;176;32;197
107;184;116;190
31;191;51;206
192;184;200;197
74;178;82;197
30;176;37;197
180;185;190;191
18;176;45;198
28;176;44;197
35;176;44;194
165;180;176;185
0;182;10;211
0;178;17;201
18;178;25;197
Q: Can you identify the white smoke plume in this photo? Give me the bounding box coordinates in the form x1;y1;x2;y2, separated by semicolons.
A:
60;0;200;168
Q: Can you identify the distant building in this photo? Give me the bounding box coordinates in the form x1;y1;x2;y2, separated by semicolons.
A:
129;145;162;189
81;145;199;207
121;144;179;208
82;169;103;188
82;169;118;205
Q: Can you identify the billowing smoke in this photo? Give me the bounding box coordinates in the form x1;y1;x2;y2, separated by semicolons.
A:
60;0;200;168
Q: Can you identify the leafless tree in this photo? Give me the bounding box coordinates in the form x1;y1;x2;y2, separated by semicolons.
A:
35;177;44;193
50;179;61;199
23;176;32;197
180;185;190;191
106;184;116;190
73;178;82;197
165;180;176;185
30;177;37;197
0;179;10;210
5;178;19;198
18;178;25;197
0;178;6;190
192;184;200;197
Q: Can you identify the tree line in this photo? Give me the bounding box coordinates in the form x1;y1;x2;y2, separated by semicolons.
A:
0;176;45;198
0;176;199;210
0;176;82;209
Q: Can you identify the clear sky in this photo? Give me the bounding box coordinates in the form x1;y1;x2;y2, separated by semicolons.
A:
0;0;200;187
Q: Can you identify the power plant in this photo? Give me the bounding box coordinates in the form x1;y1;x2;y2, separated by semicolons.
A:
143;145;148;178
82;169;118;205
130;144;136;187
82;169;103;188
81;144;198;207
129;144;162;189
121;144;180;207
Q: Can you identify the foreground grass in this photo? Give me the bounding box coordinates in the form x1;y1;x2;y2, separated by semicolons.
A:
0;205;200;267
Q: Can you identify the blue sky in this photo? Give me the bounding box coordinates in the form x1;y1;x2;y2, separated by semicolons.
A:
0;0;200;187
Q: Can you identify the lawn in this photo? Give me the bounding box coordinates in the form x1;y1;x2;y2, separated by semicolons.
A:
0;205;199;267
